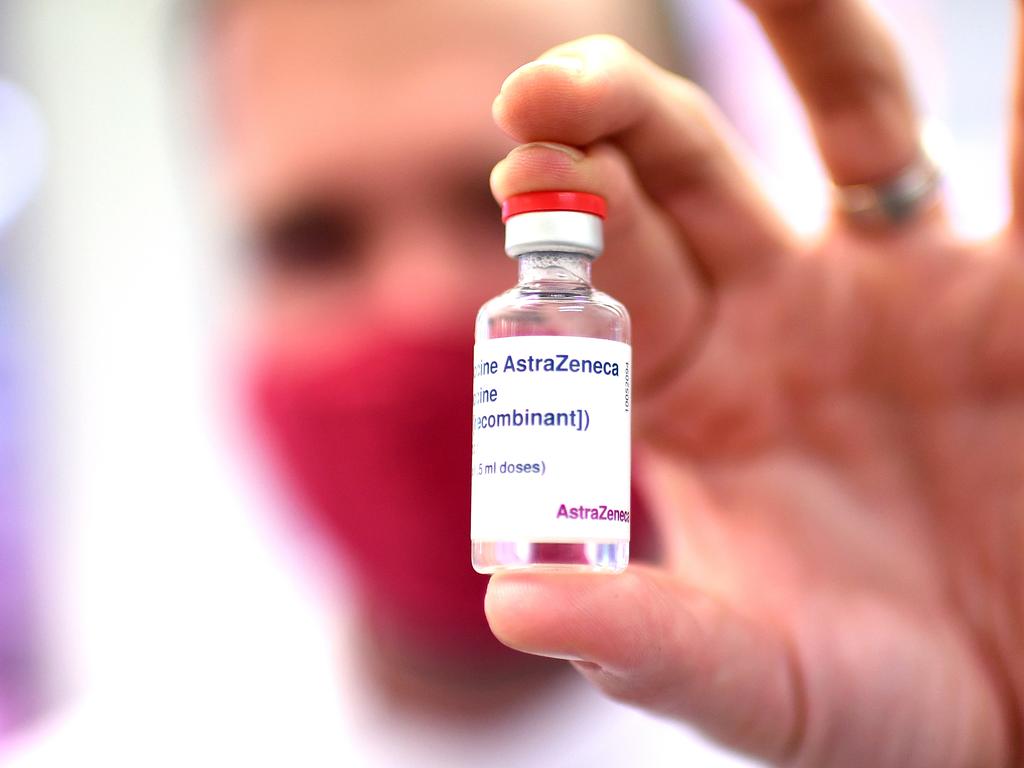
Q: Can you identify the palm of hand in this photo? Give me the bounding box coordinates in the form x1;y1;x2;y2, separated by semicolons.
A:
637;232;1022;765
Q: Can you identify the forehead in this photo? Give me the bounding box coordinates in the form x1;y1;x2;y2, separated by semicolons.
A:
208;0;645;211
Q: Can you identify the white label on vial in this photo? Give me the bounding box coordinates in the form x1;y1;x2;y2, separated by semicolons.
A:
471;336;631;542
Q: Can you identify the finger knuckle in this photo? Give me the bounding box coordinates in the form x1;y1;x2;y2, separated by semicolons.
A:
655;79;724;178
581;33;636;58
555;33;636;61
667;76;711;111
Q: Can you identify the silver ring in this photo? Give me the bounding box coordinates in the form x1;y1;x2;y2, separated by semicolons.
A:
833;149;943;229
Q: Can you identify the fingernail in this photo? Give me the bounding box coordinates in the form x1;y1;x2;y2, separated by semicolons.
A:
500;55;584;93
509;141;585;161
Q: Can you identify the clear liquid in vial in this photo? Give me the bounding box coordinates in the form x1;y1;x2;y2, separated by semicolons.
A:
472;252;630;574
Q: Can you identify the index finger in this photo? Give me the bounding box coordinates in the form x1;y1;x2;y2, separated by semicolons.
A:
494;35;795;282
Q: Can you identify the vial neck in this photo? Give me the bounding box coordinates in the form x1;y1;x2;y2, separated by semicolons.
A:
517;251;593;287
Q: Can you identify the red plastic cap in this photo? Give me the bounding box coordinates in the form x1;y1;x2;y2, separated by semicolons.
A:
501;191;607;223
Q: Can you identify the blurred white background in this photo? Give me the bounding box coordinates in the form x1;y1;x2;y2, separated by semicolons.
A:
4;1;352;761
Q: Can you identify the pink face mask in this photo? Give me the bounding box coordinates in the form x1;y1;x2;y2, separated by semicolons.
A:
246;331;656;665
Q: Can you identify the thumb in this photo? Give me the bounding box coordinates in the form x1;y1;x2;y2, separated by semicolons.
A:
484;563;802;763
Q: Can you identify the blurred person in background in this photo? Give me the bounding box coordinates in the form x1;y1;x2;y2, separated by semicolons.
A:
173;0;1022;765
206;0;675;685
197;1;756;766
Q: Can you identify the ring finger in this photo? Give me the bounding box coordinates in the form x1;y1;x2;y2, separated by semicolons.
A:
742;0;944;226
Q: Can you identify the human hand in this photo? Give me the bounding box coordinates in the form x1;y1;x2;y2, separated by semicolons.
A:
484;5;1024;767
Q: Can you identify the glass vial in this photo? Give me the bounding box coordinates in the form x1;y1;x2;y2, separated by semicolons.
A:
471;191;631;573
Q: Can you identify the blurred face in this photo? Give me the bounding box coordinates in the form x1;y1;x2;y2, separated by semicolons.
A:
207;0;662;667
212;0;647;359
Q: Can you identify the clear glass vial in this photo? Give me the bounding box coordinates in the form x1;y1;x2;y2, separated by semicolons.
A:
471;191;631;573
